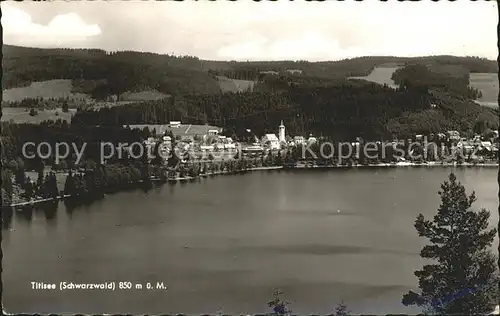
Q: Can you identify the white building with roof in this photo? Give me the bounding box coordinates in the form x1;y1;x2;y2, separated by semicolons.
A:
262;134;280;150
307;136;317;144
169;121;181;128
447;130;460;141
200;145;214;151
293;136;305;145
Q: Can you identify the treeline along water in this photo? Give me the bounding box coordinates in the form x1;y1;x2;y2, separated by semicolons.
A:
3;167;498;314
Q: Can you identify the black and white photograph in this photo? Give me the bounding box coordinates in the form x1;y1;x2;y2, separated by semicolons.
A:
1;1;499;315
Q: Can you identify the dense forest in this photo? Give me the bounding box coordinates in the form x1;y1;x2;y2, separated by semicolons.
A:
1;120;150;169
4;45;497;97
71;80;498;141
392;64;483;99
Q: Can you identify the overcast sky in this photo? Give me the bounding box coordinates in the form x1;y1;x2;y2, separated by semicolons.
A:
2;1;498;61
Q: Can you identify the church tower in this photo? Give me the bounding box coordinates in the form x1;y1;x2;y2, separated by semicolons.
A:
279;120;285;143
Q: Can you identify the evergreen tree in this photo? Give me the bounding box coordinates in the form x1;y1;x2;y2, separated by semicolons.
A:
268;289;291;316
168;149;180;169
333;301;350;316
49;173;59;197
62;101;69;113
402;173;498;314
24;177;34;200
64;171;76;195
265;153;273;167
14;157;26;187
37;168;44;188
1;169;13;205
42;172;58;198
275;151;283;166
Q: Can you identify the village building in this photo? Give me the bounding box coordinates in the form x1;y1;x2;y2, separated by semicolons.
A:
261;134;280;150
200;145;214;151
293;136;306;145
260;70;279;75
447;130;461;142
457;140;474;154
307;136;317;144
181;135;195;143
242;144;264;156
286;69;303;75
436;133;447;140
169;121;181;128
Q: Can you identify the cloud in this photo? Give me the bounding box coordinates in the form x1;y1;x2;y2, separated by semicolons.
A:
1;1;497;61
2;4;101;47
217;32;366;61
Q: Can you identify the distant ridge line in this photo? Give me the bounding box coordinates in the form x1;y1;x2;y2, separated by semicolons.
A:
2;44;496;63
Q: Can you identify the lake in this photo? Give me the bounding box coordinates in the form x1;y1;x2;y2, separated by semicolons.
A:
3;167;499;315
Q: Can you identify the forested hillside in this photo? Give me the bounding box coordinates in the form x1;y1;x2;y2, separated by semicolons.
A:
3;45;224;96
210;56;497;81
3;45;497;143
4;45;497;98
392;64;482;99
71;80;498;141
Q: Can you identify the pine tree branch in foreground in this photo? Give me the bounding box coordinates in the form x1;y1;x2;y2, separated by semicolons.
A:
403;173;498;314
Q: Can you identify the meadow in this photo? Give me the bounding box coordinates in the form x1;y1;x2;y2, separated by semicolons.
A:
350;66;498;108
119;90;170;101
3;79;169;103
469;73;498;107
1;107;76;123
348;65;401;88
216;76;255;93
3;79;90;102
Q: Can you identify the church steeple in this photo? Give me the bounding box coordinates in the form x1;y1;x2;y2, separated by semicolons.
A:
279;120;285;143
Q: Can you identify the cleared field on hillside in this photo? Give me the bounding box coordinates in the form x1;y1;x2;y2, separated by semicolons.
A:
1;107;76;123
349;66;400;88
3;80;90;102
119;90;170;101
4;79;171;104
470;73;498;107
26;169;67;192
216;76;255;93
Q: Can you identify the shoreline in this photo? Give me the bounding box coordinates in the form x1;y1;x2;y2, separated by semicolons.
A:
9;194;71;208
6;163;497;208
292;162;499;169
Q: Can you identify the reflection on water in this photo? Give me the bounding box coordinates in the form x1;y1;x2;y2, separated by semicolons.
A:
2;207;13;229
4;201;59;226
16;206;34;223
64;199;76;218
40;202;58;223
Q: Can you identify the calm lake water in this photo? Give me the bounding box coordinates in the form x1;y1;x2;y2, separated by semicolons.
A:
3;167;499;315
